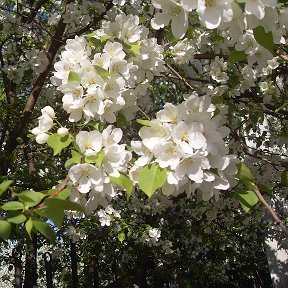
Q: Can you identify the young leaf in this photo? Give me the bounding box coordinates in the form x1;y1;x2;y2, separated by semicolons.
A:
45;198;85;213
0;220;11;239
137;119;152;126
47;133;72;156
2;201;24;211
18;191;45;208
138;163;167;197
65;150;82;168
228;49;247;65
236;163;254;184
54;188;71;200
0;180;13;197
32;219;56;243
130;42;141;55
94;65;111;78
253;26;274;54
234;190;259;212
116;113;127;128
7;212;27;224
85;149;105;166
118;232;125;243
109;173;133;199
68;71;81;83
25;218;33;238
36;206;64;229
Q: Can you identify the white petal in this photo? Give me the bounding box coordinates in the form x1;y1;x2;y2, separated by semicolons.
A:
151;12;171;30
200;8;221;29
171;11;188;39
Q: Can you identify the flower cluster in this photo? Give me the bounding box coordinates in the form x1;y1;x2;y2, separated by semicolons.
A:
131;93;238;200
31;106;55;144
51;13;165;124
68;126;131;213
97;205;121;226
151;0;278;37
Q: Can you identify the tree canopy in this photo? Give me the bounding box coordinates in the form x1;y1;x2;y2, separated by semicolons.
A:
0;0;288;287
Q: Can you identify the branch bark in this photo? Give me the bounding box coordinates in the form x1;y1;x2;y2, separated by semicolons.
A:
2;1;115;175
252;183;288;239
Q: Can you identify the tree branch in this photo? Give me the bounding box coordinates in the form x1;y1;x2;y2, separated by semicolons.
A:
252;183;288;239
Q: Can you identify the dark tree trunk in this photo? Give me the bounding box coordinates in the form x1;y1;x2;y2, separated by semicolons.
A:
44;252;53;288
23;236;38;288
13;247;22;288
70;241;78;288
92;258;100;288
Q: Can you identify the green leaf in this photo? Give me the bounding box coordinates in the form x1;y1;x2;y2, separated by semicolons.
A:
100;35;112;42
110;173;133;199
18;191;45;208
234;190;259;212
236;163;254;184
55;188;71;200
0;180;13;197
25;218;33;238
65;150;82;168
0;220;11;239
116;113;127;128
211;96;224;105
84;31;96;39
87;37;102;47
16;137;23;144
253;26;274;54
2;201;24;211
68;71;81;83
130;42;141;55
257;183;272;195
94;65;111;78
137;119;152;126
118;232;125;243
36;206;64;228
85;149;105;166
228;49;248;65
45;198;85;213
32;219;56;243
47;133;73;156
281;170;288;186
138;163;167;197
7;212;27;224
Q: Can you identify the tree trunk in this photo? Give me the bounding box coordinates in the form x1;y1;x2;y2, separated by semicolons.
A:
13;247;22;288
23;236;38;288
70;241;78;288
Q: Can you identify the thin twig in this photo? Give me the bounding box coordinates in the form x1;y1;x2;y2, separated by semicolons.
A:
36;175;69;209
252;183;288;239
165;63;194;91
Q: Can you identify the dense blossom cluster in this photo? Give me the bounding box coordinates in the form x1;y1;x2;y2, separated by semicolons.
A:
68;126;132;214
151;0;282;38
131;93;238;200
51;13;165;123
1;0;288;286
28;0;288;218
